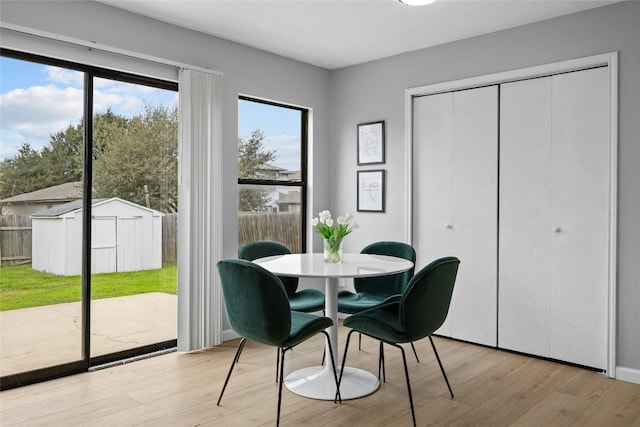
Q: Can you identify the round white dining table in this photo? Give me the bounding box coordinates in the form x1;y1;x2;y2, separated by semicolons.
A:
253;252;414;400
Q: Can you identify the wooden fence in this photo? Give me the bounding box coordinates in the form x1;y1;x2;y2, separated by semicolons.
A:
0;215;32;267
1;212;301;267
238;212;301;253
162;213;178;264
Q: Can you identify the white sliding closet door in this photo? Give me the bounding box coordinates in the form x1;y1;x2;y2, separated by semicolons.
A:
549;68;609;368
413;86;498;346
499;67;609;369
499;77;553;358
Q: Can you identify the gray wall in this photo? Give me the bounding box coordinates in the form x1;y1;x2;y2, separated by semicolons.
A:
330;1;640;373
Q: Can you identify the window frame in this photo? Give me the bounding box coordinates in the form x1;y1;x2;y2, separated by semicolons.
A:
237;95;308;253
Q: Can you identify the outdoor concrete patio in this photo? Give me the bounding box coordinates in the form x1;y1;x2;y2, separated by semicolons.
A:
0;292;177;376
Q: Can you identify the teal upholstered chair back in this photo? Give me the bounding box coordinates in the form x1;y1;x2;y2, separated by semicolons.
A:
238;240;299;297
354;241;417;297
401;256;460;341
217;259;291;347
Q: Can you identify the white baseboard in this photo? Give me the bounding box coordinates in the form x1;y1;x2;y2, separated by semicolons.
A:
616;366;640;384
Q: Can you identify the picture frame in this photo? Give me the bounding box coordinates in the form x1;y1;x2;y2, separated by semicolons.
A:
357;169;385;212
357;120;385;165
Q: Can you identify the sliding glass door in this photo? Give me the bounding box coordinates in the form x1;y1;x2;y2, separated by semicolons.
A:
0;51;178;389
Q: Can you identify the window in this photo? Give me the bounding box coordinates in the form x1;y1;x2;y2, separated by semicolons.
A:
237;97;307;253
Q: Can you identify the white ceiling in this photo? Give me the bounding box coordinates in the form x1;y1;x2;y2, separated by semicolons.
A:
98;0;620;70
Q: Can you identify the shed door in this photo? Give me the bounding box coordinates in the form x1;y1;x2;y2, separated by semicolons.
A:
117;216;144;272
91;217;117;274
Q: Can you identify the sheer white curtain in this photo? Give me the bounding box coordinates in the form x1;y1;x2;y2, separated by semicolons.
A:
177;69;224;351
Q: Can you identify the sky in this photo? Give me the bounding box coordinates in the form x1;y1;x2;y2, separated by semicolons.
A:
238;99;301;172
1;56;301;172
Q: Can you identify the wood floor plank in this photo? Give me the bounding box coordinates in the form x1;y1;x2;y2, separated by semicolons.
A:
572;378;640;426
509;390;593;426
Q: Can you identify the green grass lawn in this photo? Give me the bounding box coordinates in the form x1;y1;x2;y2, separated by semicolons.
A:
0;263;177;311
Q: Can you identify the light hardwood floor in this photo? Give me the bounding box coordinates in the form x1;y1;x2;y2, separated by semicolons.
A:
1;323;639;426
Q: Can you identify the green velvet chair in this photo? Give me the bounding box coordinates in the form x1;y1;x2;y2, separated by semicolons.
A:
337;241;418;360
216;259;341;426
239;241;326;380
338;256;460;427
239;240;325;313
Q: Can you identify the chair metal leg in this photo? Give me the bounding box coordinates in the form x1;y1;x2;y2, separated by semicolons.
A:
378;341;386;382
392;342;417;427
276;348;281;382
337;329;356;390
320;331;342;404
277;346;288;427
429;336;454;398
217;337;247;405
359;332;362;350
320;309;327;367
410;341;420;363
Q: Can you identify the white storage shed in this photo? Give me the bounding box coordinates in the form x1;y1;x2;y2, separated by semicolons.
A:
31;198;164;276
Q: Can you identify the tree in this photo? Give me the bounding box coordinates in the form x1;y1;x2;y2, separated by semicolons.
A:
238;130;276;179
0;105;178;213
92;104;178;212
238;129;276;212
0;143;48;199
40;123;84;184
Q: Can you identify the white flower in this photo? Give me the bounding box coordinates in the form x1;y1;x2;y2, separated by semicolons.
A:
325;218;334;227
337;216;347;225
311;218;319;227
319;210;331;221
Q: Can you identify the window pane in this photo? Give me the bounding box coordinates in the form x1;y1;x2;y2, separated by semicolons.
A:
0;57;84;375
238;184;302;253
90;77;178;358
238;99;301;180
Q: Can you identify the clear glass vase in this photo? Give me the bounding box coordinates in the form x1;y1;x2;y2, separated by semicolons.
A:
323;239;344;264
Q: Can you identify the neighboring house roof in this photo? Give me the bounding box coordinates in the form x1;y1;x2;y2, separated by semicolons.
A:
0;181;83;204
257;164;286;172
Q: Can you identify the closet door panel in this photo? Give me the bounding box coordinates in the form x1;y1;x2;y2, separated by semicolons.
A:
413;92;455;337
499;77;553;357
450;86;498;346
413;86;498;345
412;92;454;262
550;67;609;369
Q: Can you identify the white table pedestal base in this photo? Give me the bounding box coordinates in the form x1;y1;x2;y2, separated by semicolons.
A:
285;365;379;400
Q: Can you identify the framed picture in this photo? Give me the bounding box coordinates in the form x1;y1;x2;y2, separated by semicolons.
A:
357;120;385;165
357;169;385;212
